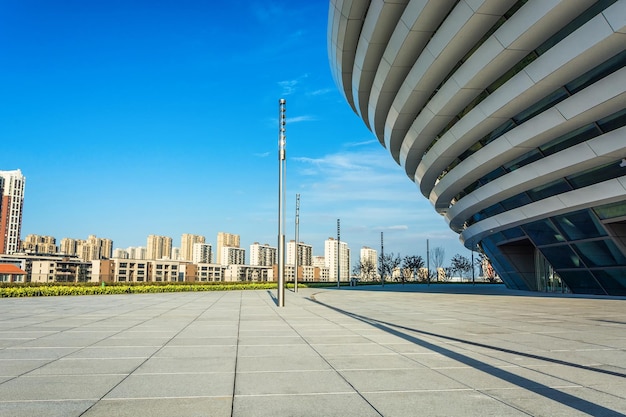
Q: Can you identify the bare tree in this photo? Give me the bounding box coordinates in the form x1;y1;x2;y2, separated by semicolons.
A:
379;252;401;286
402;255;425;283
430;247;445;282
353;259;376;282
450;253;472;280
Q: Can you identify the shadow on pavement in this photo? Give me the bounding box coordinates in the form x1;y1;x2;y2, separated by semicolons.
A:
308;296;626;417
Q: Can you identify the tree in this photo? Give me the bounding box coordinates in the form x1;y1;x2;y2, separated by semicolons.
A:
429;247;445;282
378;252;401;286
402;255;425;283
353;259;376;282
450;253;472;280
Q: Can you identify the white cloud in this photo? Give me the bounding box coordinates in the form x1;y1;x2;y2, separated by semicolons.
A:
278;79;298;96
288;145;468;258
288;115;316;123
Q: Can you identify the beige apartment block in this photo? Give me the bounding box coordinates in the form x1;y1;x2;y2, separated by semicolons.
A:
22;234;57;254
180;234;205;261
224;264;272;282
91;259;115;283
146;235;172;260
59;238;77;256
114;259;150;283
149;259;182;282
30;258;91;283
185;263;226;282
216;232;239;264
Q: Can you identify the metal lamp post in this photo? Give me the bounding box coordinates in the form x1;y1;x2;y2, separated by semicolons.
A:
277;99;286;307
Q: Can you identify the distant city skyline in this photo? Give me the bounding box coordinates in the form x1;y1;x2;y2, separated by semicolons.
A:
1;1;470;264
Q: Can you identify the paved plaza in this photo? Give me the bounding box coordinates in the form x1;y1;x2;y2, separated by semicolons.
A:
0;284;625;416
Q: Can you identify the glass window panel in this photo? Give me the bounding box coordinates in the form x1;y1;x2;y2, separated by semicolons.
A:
594;201;626;220
503;149;542;172
539;124;599;156
501;226;525;240
597;107;626;132
526;179;571;201
540;245;583;269
482;120;516;146
553;210;607;241
592;268;626;296
501;193;532;211
513;88;568;124
522;219;566;246
481;167;507;184
481;236;530;291
558;270;605;295
573;239;626;267
567;161;623;189
534;1;617;56
566;50;626;94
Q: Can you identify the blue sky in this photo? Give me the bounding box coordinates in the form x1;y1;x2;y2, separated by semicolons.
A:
0;0;469;264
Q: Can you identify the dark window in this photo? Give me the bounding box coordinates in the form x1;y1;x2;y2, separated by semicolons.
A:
523;220;566;246
552;210;607;241
540;245;583;269
572;240;626;267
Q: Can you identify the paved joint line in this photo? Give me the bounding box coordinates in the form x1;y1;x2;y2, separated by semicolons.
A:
76;292;228;417
263;291;385;417
230;291;243;417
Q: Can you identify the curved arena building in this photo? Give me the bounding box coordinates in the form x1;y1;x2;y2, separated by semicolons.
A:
328;0;626;295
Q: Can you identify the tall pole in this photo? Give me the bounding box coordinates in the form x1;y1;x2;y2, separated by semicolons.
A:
277;99;286;307
471;246;476;285
426;239;430;286
337;219;340;288
380;232;384;287
294;194;300;293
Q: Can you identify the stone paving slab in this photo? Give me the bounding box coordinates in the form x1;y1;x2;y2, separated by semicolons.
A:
0;284;624;416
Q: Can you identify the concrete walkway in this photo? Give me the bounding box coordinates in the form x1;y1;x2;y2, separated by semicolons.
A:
0;284;625;416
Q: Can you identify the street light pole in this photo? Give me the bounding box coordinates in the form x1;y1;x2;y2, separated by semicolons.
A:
277;98;286;307
337;219;340;288
294;193;300;293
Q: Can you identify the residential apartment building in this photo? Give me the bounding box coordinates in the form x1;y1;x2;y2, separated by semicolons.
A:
112;248;129;259
216;232;239;264
75;235;112;261
22;234;57;254
127;246;146;260
0;169;25;254
30;257;91;283
312;255;325;269
225;264;272;282
192;242;212;264
149;259;181;282
114;259;150;282
360;246;378;280
59;238;77;256
324;237;350;282
249;242;276;266
220;246;245;266
287;240;312;266
146;235;172;260
180;234;205;261
186;263;225;282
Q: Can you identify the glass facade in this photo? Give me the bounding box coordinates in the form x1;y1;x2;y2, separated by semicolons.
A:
480;205;626;296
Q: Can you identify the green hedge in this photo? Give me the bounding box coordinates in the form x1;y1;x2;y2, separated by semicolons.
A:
0;282;281;297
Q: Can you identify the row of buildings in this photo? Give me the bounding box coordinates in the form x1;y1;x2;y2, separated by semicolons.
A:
0;168;366;284
0;238;367;284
